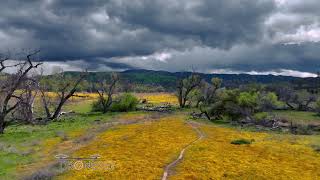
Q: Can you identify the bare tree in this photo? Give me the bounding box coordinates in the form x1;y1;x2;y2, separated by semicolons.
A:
39;71;86;121
293;90;317;111
176;74;201;108
95;73;119;113
11;78;39;124
121;79;133;93
0;51;41;133
0;54;10;73
275;86;316;111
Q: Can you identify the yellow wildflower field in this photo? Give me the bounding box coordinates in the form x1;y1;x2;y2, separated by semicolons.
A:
57;114;320;180
45;92;178;104
135;93;178;105
36;92;178;109
57;116;197;179
44;92;99;100
171;125;320;180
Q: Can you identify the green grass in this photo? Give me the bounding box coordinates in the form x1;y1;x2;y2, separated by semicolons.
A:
0;97;151;179
0;113;114;179
273;110;320;125
231;139;252;145
0;100;116;179
0;152;33;178
64;99;94;113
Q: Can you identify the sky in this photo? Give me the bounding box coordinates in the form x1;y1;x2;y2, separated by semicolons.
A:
0;0;320;77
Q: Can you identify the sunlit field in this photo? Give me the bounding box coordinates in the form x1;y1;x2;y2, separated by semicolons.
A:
171;124;320;179
25;92;178;115
135;93;178;105
0;110;149;179
58;115;197;179
273;110;320;125
1;93;320;179
68;92;178;105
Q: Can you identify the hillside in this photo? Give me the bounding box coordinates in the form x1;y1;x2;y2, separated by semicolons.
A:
61;69;310;91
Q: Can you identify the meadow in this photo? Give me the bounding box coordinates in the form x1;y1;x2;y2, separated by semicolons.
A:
0;93;319;179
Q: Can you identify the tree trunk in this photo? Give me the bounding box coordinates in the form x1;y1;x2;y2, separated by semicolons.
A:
202;111;211;121
196;99;204;108
178;98;184;108
103;95;112;114
51;100;66;120
286;102;295;110
0;115;6;134
182;101;186;108
102;100;108;114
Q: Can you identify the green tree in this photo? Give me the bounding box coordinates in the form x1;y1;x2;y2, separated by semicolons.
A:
258;92;280;111
176;74;202;108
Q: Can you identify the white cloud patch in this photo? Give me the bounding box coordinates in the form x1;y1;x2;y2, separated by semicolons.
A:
274;24;320;44
141;52;172;62
246;69;317;77
209;68;316;78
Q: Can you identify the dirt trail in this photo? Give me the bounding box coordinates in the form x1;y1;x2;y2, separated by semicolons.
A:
162;121;205;180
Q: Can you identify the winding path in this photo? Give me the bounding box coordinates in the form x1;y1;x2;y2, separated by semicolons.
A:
162;121;205;180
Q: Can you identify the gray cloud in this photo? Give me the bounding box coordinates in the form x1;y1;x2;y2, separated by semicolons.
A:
106;0;275;48
105;42;320;73
0;0;319;76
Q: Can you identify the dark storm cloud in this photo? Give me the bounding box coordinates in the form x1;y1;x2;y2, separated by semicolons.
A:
0;0;275;58
85;58;136;70
0;0;320;76
279;0;320;15
106;0;275;48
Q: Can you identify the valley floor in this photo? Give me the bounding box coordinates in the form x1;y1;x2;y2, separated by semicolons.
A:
0;94;319;179
12;112;319;180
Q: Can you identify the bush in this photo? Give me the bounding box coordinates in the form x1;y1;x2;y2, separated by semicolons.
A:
291;124;314;135
258;92;281;111
253;112;268;121
91;98;106;112
231;139;253;145
237;92;258;109
110;93;139;112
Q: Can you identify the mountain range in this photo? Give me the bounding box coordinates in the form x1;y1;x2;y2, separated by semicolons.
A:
62;69;319;91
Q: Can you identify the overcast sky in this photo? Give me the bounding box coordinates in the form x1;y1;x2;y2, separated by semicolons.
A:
1;0;320;77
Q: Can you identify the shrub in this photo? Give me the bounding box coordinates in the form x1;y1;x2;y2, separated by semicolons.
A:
291;124;314;135
253;112;268;122
91;98;106;112
258;92;281;111
231;139;253;145
237;92;258;109
110;93;139;112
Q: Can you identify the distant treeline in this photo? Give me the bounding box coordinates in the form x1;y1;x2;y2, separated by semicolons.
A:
42;69;320;92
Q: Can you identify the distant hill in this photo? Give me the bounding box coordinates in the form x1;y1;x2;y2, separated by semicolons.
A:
60;69;318;91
